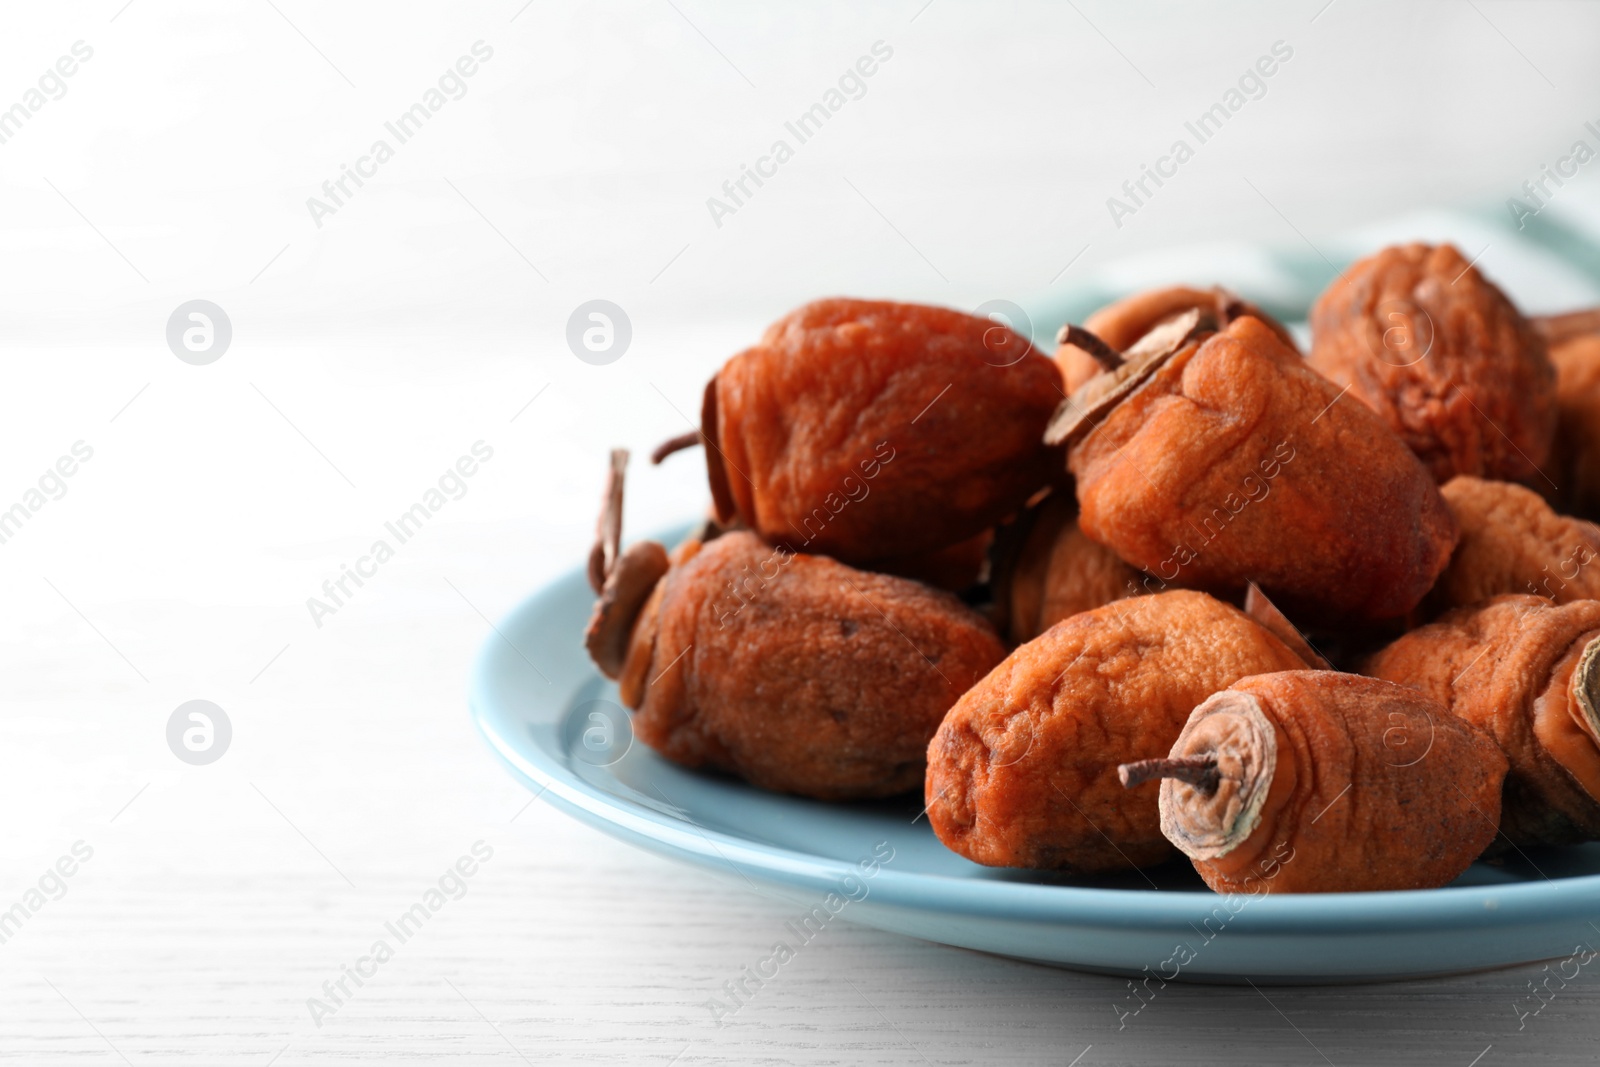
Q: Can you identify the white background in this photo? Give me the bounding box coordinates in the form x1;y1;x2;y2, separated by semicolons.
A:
2;1;1599;1063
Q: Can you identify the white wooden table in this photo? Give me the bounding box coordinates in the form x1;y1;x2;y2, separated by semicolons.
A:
5;1;1600;1062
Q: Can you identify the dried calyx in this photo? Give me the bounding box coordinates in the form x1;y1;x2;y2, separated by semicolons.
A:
1244;583;1333;671
583;450;670;679
1577;637;1600;747
1121;689;1278;861
1044;308;1213;450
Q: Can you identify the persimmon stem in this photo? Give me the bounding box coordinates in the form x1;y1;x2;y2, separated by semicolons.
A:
588;449;628;594
1118;755;1219;795
1058;324;1125;371
651;429;703;465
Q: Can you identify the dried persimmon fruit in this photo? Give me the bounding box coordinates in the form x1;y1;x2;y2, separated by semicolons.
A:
989;490;1140;643
1053;313;1457;623
923;589;1306;872
628;532;1005;799
1535;308;1600;349
1126;671;1505;893
1427;476;1600;612
1365;594;1600;846
1308;242;1556;484
1547;330;1600;521
1056;285;1298;393
584;452;1004;801
652;298;1065;565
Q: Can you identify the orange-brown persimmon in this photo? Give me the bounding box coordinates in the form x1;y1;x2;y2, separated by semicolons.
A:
655;299;1065;565
990;490;1140;643
1365;595;1600;846
924;590;1306;872
584;452;1004;801
1548;330;1600;521
1056;314;1457;623
1131;671;1505;894
1309;243;1556;484
1428;476;1600;613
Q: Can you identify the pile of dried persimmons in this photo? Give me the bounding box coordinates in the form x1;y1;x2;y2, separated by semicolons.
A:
583;241;1600;895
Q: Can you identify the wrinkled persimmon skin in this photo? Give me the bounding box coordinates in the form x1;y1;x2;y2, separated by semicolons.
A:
1429;476;1600;613
1174;672;1505;894
1069;316;1458;623
629;531;1004;801
1365;595;1600;845
1003;492;1139;643
1552;335;1600;521
924;590;1305;872
706;299;1064;564
1309;243;1556;484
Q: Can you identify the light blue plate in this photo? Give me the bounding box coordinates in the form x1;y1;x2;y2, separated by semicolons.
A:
469;531;1600;984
